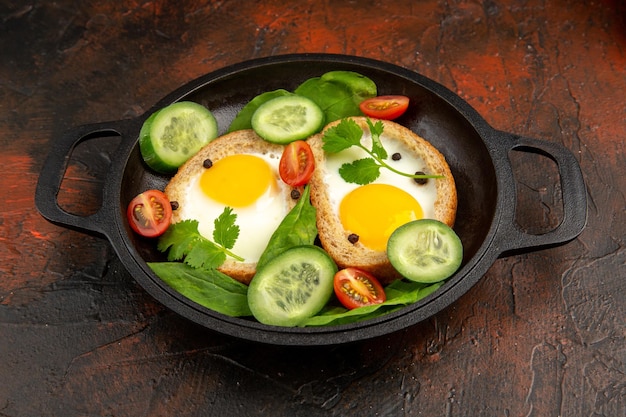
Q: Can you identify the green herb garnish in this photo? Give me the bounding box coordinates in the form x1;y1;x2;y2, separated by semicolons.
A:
322;118;444;185
157;207;243;270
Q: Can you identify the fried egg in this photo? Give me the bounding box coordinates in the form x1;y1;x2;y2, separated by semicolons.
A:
175;152;290;262
323;131;437;252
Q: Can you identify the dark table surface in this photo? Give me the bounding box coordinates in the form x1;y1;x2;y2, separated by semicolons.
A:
2;1;625;416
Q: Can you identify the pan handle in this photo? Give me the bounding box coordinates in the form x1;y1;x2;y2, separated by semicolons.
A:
494;132;588;255
34;120;134;237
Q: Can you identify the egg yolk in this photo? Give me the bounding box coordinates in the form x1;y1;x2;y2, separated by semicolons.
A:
339;183;423;251
199;154;276;207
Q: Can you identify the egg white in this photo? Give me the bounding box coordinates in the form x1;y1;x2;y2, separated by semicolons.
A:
175;152;290;263
323;130;438;221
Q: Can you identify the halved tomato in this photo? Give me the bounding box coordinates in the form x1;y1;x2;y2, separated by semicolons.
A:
333;267;386;310
127;189;172;238
359;95;410;120
278;140;315;186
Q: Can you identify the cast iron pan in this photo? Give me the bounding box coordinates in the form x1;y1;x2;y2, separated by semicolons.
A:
35;54;587;345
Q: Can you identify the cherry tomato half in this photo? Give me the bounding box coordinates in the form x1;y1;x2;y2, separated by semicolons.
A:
278;140;315;186
333;267;386;310
359;95;410;120
126;189;172;238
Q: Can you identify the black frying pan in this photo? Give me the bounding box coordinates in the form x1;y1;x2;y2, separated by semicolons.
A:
35;54;587;345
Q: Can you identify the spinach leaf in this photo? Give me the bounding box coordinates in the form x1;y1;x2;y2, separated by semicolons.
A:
294;71;377;123
228;89;292;132
300;280;443;326
255;185;318;271
148;262;252;317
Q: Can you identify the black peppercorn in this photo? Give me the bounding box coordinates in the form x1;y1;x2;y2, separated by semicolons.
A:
170;200;179;210
413;171;428;185
348;233;359;244
290;189;301;200
202;159;213;169
392;152;402;161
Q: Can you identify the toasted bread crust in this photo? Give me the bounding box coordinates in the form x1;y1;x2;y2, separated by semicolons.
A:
307;117;457;284
164;129;293;284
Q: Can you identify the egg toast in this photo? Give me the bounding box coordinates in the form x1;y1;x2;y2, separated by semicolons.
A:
307;117;457;284
164;129;299;284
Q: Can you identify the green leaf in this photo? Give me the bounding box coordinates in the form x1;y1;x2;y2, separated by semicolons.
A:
383;280;440;304
295;71;377;123
156;216;243;268
157;219;201;261
368;117;385;137
148;262;252;317
367;118;387;160
301;280;443;326
256;185;318;271
184;239;226;270
320;117;442;186
320;71;378;105
321;118;363;153
213;207;239;250
338;158;381;185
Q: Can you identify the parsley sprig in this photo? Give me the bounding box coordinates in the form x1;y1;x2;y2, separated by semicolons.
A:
157;207;243;270
322;118;443;185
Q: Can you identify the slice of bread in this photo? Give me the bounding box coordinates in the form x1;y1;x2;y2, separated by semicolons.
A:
164;129;297;284
307;117;457;284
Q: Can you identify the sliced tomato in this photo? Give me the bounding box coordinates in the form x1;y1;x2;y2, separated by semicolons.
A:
333;267;386;310
127;190;172;238
278;140;315;186
359;95;410;120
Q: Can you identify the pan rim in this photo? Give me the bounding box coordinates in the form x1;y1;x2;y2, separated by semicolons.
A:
110;53;506;345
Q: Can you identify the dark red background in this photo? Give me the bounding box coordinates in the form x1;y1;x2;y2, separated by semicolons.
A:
1;1;625;416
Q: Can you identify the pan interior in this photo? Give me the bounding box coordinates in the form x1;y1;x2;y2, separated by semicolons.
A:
120;59;498;326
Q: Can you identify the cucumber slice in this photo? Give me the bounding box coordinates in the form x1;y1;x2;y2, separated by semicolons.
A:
248;245;337;327
251;95;324;144
228;89;292;132
387;219;463;283
139;101;218;173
